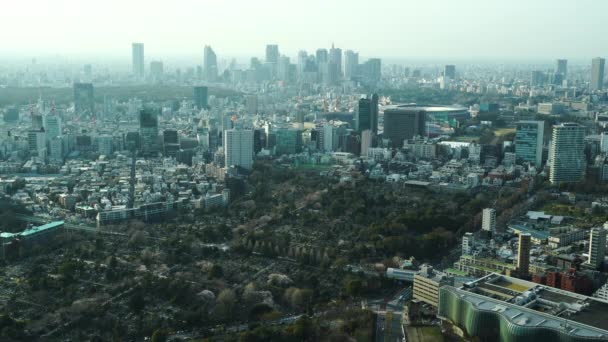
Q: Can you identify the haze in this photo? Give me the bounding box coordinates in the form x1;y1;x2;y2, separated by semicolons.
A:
3;0;608;61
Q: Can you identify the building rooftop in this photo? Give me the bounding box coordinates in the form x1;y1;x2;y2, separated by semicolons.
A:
450;273;608;337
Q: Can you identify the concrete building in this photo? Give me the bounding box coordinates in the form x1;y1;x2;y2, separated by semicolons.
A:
439;273;608;342
482;208;496;232
412;264;453;308
591;57;605;91
549;123;586;184
193;86;208;110
132;42;145;77
588;227;606;269
224;129;254;170
462;232;474;255
517;233;531;277
515;121;544;166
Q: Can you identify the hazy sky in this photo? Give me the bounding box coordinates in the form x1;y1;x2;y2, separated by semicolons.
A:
3;0;608;62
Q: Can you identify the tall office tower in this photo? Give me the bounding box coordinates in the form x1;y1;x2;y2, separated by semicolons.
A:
323;124;335;152
149;61;164;81
383;107;426;147
361;130;372;157
132;43;145;77
265;44;279;64
329;44;342;77
481;208;496;232
204;45;218;82
591;57;605;91
31;113;43;130
224;129;254;170
139;107;160;156
163;129;180;157
315;48;328;65
28;130;46;158
361;58;382;85
297;50;308;78
530;70;545;86
444;65;456;79
97;135;114;156
344;50;359;80
517;233;531;277
588;228;606;269
462;232;474;255
356;94;378;133
277;56;291;82
73;82;94;115
357;97;371;132
193;86;208;110
549;123;585;184
515;121;544;166
43;115;62;140
556;59;568;77
370;93;379;134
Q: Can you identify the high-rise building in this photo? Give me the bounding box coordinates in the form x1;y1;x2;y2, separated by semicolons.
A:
515;121;544;166
139;107;160;156
383;106;426;147
246;95;258;115
43;115;62;140
462;232;474;255
204;45;218;82
591;57;605;91
132;43;145;78
412;264;453;308
356;94;378;134
297;50;308;78
444;65;456;79
517;233;531;277
163;129;180;158
530;70;545;86
149;61;164;81
265;44;279;64
275;129;302;155
588;228;606;269
361;130;372;157
481;208;496;232
556;59;568;77
329;44;342;77
28;130;46;159
323;124;335;152
193;86;209;110
344;50;359;80
549;123;585;184
74;83;94;115
224;129;254;170
97;135;114;156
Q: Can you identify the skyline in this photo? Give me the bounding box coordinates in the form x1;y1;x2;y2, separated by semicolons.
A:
3;0;608;61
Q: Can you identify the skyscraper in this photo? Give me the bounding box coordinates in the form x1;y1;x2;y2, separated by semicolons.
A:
132;43;144;78
265;44;279;64
43;115;62;140
361;58;382;85
193;86;208;110
139;107;160;156
329;44;342;77
591;57;605;91
517;233;531;277
444;65;456;79
556;59;568;77
530;70;545;86
549;123;585;184
383;106;426;147
74;83;94;115
481;208;496;232
356;94;378;134
515;121;544;166
462;232;474;255
149;61;163;81
344;50;359;80
323;124;335;152
588;228;606;269
204;45;218;82
224;129;254;170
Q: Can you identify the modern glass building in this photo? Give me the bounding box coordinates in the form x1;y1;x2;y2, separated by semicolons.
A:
549;123;585;184
438;274;608;342
515;121;544;166
274;129;302;156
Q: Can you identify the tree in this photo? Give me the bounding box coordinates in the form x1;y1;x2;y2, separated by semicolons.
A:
208;264;223;279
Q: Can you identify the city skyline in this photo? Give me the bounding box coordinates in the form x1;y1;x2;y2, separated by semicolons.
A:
3;0;608;61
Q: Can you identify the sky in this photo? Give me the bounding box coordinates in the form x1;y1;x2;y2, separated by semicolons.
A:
2;0;608;63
